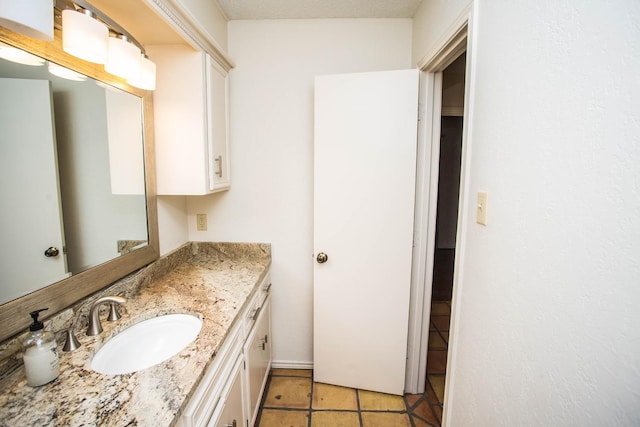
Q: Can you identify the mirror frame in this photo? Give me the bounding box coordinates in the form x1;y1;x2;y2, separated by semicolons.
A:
0;25;159;342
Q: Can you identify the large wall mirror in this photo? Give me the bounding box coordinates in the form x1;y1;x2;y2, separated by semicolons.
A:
0;25;159;342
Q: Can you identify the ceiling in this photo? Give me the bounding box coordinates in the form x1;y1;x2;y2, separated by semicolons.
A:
87;0;185;45
85;0;423;47
216;0;423;20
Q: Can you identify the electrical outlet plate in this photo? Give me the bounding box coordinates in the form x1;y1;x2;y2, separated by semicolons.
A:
196;214;207;231
477;191;488;226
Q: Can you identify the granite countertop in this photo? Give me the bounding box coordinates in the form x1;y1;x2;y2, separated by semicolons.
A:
0;242;271;427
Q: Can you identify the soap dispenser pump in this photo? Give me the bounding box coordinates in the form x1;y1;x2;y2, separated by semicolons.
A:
22;308;60;387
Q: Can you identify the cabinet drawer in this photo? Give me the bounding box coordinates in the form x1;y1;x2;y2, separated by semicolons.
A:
243;273;271;337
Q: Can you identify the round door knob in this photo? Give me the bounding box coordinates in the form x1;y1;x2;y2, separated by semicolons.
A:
316;252;328;264
44;247;59;257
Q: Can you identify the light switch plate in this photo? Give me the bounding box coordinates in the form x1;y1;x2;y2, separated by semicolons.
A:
196;214;207;231
477;191;488;226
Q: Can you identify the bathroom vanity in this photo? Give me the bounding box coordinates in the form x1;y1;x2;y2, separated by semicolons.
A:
0;242;271;427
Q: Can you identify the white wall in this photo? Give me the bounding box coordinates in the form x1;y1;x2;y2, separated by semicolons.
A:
411;0;472;66
187;19;412;365
414;0;640;424
157;196;189;255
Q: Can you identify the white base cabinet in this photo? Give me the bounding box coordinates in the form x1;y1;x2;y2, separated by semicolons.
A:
213;356;244;427
178;272;272;427
147;44;230;195
243;298;271;426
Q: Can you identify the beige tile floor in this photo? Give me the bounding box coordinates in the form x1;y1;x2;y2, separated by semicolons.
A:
256;301;451;427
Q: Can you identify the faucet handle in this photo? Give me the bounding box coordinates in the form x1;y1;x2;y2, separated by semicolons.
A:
107;303;122;321
63;328;81;352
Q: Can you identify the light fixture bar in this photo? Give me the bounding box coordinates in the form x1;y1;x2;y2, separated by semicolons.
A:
54;0;146;56
52;0;156;89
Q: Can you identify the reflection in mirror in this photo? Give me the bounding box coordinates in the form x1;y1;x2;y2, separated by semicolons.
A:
0;25;158;342
0;42;148;306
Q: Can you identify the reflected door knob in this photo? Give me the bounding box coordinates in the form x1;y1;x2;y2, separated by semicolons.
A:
316;252;328;264
44;247;59;257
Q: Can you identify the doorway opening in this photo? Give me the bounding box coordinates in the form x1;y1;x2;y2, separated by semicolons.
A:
424;53;466;420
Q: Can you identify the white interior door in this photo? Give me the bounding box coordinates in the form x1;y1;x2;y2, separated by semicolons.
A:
313;69;418;395
0;78;68;303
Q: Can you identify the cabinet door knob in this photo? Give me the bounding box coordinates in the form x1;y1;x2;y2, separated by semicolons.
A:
44;247;59;257
316;252;328;264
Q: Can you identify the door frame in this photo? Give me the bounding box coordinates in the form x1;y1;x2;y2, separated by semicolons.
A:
405;4;476;424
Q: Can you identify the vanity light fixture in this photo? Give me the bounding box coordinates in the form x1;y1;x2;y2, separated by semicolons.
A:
61;8;108;64
0;0;157;89
105;35;140;80
0;0;53;41
127;54;156;91
57;0;157;89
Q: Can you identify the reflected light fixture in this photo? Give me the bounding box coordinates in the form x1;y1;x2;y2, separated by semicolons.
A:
61;8;108;64
105;35;140;80
48;61;87;81
127;54;156;90
0;0;53;41
0;42;45;66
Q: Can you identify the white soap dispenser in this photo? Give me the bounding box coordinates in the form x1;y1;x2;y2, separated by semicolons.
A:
22;308;60;387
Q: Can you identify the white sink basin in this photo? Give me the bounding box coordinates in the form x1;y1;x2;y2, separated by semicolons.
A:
91;314;202;375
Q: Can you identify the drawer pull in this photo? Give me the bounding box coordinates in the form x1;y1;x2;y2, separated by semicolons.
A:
224;421;237;427
263;283;272;293
249;305;262;321
257;337;266;351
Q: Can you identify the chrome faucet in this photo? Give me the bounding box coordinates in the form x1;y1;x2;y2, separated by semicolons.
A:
86;296;127;336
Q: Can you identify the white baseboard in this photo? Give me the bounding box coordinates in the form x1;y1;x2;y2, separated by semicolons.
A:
271;360;314;370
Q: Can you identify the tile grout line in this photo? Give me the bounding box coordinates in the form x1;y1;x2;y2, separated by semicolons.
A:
307;372;314;427
355;388;364;427
259;369;440;427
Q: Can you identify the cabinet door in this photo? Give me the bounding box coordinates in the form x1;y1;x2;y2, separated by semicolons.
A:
149;46;230;195
211;356;244;427
206;56;230;192
243;297;272;426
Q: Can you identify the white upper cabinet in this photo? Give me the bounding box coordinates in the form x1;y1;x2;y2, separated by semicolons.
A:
148;44;230;195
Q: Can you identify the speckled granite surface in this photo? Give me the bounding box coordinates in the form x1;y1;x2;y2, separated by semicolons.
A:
0;242;271;427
